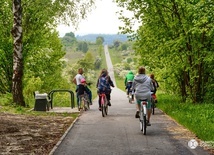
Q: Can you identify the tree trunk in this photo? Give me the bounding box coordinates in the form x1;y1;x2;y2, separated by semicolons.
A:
11;0;25;106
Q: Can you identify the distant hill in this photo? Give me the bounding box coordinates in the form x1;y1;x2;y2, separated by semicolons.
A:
76;34;128;45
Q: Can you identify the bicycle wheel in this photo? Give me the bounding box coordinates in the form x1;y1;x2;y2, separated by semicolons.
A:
101;96;106;117
83;99;88;111
78;98;83;112
140;115;147;135
139;107;147;135
87;101;90;110
128;93;132;104
105;103;108;115
151;98;155;115
101;104;106;117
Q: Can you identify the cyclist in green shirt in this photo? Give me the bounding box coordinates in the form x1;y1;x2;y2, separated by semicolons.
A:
124;71;135;97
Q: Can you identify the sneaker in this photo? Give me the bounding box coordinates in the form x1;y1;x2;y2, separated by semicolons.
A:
90;102;93;105
147;120;151;126
107;101;111;106
98;107;101;111
135;111;140;118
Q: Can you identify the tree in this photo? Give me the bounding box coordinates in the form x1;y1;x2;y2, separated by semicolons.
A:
116;0;214;103
77;41;88;53
113;40;120;48
11;0;25;106
0;0;13;94
5;0;95;106
96;36;104;45
61;32;77;47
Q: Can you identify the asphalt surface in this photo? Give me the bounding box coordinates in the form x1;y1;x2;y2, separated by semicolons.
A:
51;45;211;155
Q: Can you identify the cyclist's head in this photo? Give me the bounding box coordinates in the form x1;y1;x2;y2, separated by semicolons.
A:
78;68;83;74
138;66;145;74
129;71;133;74
150;74;154;79
100;69;107;77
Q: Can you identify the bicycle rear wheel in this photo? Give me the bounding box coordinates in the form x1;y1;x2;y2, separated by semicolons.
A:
101;104;106;117
151;98;155;115
128;93;132;104
140;115;147;135
105;104;108;115
139;106;147;135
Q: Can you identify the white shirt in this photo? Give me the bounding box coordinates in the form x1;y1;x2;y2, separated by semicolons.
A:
75;74;84;85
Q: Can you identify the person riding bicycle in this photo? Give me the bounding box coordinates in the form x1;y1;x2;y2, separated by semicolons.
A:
132;66;154;126
96;69;114;111
72;68;92;105
150;74;159;103
77;78;88;107
124;70;134;98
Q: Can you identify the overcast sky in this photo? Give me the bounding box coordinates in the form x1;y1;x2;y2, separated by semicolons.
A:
57;0;125;37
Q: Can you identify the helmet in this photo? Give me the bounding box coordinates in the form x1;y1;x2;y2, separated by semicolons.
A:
81;78;86;83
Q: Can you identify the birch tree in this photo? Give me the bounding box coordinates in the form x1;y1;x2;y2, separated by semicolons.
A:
11;0;25;106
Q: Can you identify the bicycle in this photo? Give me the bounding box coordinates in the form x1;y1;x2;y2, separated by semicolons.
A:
78;92;90;111
139;99;148;135
128;90;134;104
151;93;156;115
100;93;108;117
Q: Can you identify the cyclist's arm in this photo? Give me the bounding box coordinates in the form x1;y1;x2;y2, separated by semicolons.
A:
124;77;127;86
72;76;77;85
108;76;114;87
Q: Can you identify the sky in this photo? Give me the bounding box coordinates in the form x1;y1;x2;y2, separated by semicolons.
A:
56;0;126;37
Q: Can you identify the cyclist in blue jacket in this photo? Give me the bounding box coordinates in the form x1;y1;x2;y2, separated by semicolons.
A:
96;69;114;110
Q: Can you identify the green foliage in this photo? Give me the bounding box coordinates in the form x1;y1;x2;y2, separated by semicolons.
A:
94;56;102;69
120;43;128;51
0;0;95;106
116;0;214;103
77;41;88;53
96;36;104;45
0;1;13;93
0;93;13;106
113;40;121;48
61;32;77;47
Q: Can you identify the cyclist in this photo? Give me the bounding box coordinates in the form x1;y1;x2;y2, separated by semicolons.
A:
150;74;159;103
96;69;114;111
76;78;88;108
124;70;134;99
72;68;92;105
132;66;154;126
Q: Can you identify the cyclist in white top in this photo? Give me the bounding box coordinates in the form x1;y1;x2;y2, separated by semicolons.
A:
73;68;92;105
73;68;84;85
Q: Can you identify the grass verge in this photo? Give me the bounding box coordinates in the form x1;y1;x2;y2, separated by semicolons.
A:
157;93;214;141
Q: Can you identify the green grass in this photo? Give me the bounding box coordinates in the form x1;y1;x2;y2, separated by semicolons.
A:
0;103;79;118
108;48;124;65
157;93;214;141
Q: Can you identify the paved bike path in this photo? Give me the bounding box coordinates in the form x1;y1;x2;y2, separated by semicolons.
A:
52;87;210;155
51;45;211;155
